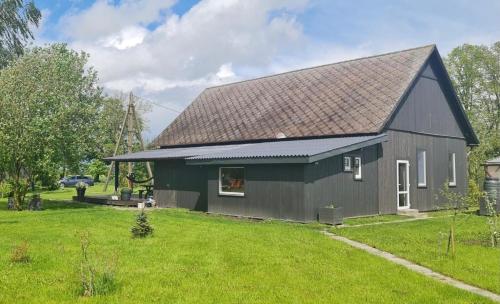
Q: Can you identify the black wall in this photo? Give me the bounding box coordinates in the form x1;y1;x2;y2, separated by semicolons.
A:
153;160;208;211
206;163;306;221
304;145;380;218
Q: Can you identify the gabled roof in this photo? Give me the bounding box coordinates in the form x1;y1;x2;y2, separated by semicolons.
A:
105;134;387;164
153;44;477;147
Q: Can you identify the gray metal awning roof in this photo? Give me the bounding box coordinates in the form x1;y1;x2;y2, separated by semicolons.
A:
104;134;387;164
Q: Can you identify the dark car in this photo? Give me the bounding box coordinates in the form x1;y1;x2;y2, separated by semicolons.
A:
59;175;94;188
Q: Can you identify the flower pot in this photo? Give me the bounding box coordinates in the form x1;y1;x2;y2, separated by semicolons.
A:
120;190;132;201
318;206;343;225
137;202;145;209
76;188;86;201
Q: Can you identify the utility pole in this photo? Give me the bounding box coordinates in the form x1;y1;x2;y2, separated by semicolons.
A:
104;92;153;192
127;92;135;188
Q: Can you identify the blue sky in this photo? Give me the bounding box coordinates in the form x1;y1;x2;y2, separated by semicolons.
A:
32;0;500;139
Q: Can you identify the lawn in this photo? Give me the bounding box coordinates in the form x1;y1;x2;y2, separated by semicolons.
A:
0;189;494;303
335;212;500;295
343;214;412;226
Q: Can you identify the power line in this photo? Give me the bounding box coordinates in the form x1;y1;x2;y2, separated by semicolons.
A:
135;94;182;114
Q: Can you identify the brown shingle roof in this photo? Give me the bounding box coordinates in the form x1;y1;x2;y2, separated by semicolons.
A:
153;45;435;147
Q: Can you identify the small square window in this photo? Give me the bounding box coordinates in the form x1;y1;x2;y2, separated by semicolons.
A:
353;157;362;180
219;167;245;196
343;156;352;172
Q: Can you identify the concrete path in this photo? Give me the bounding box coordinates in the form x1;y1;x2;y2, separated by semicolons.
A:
322;231;500;303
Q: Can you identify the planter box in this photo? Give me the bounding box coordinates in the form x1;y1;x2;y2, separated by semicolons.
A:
318;207;343;225
76;189;86;201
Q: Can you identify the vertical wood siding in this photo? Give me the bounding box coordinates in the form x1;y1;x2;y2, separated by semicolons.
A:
153;160;208;211
378;130;467;214
206;164;306;221
389;63;465;139
304;145;380;218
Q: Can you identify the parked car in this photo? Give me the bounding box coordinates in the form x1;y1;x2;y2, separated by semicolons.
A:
59;175;94;188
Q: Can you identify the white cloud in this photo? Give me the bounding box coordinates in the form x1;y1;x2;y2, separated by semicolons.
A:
57;0;310;139
101;26;148;50
216;63;235;79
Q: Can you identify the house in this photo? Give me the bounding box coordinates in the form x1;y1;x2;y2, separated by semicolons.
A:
106;45;478;221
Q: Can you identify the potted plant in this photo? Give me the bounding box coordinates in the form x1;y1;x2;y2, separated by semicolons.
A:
318;203;343;225
75;182;88;201
121;187;132;201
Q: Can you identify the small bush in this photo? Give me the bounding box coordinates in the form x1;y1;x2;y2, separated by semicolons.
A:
79;232;118;297
11;241;30;263
131;211;154;238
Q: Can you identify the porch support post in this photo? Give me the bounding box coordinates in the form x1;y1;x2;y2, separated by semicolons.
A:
114;161;120;194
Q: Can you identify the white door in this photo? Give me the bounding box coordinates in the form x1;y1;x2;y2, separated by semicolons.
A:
397;160;410;209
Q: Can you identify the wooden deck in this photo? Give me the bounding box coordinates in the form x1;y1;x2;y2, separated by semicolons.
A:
73;195;143;207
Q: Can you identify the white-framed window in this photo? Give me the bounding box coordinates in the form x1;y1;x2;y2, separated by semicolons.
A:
448;153;456;187
343;156;352;172
417;149;427;187
353;157;362;180
219;167;245;196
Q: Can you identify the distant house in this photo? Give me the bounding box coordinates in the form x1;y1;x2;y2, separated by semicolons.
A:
107;45;478;221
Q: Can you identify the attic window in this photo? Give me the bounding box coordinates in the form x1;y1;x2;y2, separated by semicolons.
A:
219;167;245;196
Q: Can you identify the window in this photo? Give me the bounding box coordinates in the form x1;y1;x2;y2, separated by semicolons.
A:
417;150;427;187
343;156;352;172
353;157;362;180
448;153;456;186
219;167;245;196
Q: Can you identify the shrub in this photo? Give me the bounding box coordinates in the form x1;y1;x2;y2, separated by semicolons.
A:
79;232;118;297
11;241;30;263
131;211;154;238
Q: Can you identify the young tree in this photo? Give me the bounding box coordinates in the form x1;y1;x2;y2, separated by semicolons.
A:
0;0;41;67
0;44;102;209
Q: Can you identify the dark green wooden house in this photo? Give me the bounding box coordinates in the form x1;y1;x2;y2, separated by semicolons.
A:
106;45;478;222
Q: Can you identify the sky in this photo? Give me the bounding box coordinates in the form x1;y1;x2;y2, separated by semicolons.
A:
33;0;500;140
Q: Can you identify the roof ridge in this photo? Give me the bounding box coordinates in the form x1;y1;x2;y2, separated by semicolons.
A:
206;44;436;90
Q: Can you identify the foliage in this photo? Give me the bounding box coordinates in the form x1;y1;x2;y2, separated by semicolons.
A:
0;181;11;198
484;194;499;247
0;44;103;209
445;42;500;188
120;187;132;194
75;181;88;190
10;240;30;263
131;211;153;238
86;159;107;182
0;0;41;67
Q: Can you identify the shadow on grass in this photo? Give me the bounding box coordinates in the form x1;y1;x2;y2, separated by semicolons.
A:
0;199;99;211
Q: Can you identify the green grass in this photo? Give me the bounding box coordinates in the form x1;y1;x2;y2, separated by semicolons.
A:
343;214;413;226
335;213;500;294
0;191;494;303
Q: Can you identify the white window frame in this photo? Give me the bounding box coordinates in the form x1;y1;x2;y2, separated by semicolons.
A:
449;153;456;187
343;156;352;172
219;167;245;197
417;149;427;187
353;157;362;180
